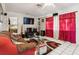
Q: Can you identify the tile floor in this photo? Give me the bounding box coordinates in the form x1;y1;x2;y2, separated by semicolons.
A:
40;36;79;55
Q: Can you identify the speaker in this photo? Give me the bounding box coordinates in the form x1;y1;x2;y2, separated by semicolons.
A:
0;12;7;16
53;13;58;16
4;13;7;16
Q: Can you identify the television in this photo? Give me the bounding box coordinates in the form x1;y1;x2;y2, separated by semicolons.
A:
23;17;34;24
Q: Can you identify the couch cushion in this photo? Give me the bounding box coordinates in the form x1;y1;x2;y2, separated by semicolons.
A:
0;36;18;55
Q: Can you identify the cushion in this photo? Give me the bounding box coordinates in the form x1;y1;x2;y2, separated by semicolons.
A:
0;36;18;55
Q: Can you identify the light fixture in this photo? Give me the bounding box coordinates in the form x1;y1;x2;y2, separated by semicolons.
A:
36;3;55;9
44;3;55;8
44;3;55;6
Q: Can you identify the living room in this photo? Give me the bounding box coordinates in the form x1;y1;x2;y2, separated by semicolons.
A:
0;2;79;55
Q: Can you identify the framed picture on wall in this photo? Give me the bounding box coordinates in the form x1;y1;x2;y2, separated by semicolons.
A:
42;19;44;22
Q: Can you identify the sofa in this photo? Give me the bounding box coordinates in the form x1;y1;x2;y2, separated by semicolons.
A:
0;35;36;55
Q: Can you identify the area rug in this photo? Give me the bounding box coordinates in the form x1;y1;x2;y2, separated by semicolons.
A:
42;41;61;55
47;41;61;49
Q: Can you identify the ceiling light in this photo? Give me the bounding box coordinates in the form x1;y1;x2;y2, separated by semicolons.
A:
44;3;55;7
45;3;54;6
36;3;55;9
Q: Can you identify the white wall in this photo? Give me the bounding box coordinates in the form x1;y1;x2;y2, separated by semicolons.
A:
42;4;79;44
53;16;59;40
0;4;3;32
0;23;3;32
2;16;8;31
7;11;38;34
40;18;46;31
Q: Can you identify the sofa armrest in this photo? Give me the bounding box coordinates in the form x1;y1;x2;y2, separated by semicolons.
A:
21;48;36;55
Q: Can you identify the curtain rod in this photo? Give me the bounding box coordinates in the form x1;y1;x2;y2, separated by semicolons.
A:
64;11;78;13
59;11;78;15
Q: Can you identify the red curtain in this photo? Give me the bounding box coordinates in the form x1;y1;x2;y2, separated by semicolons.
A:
45;17;53;37
59;12;76;43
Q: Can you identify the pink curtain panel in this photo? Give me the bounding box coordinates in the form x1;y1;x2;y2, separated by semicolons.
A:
59;12;76;43
46;17;54;38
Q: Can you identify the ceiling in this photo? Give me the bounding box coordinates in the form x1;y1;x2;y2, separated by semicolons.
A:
5;3;78;17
